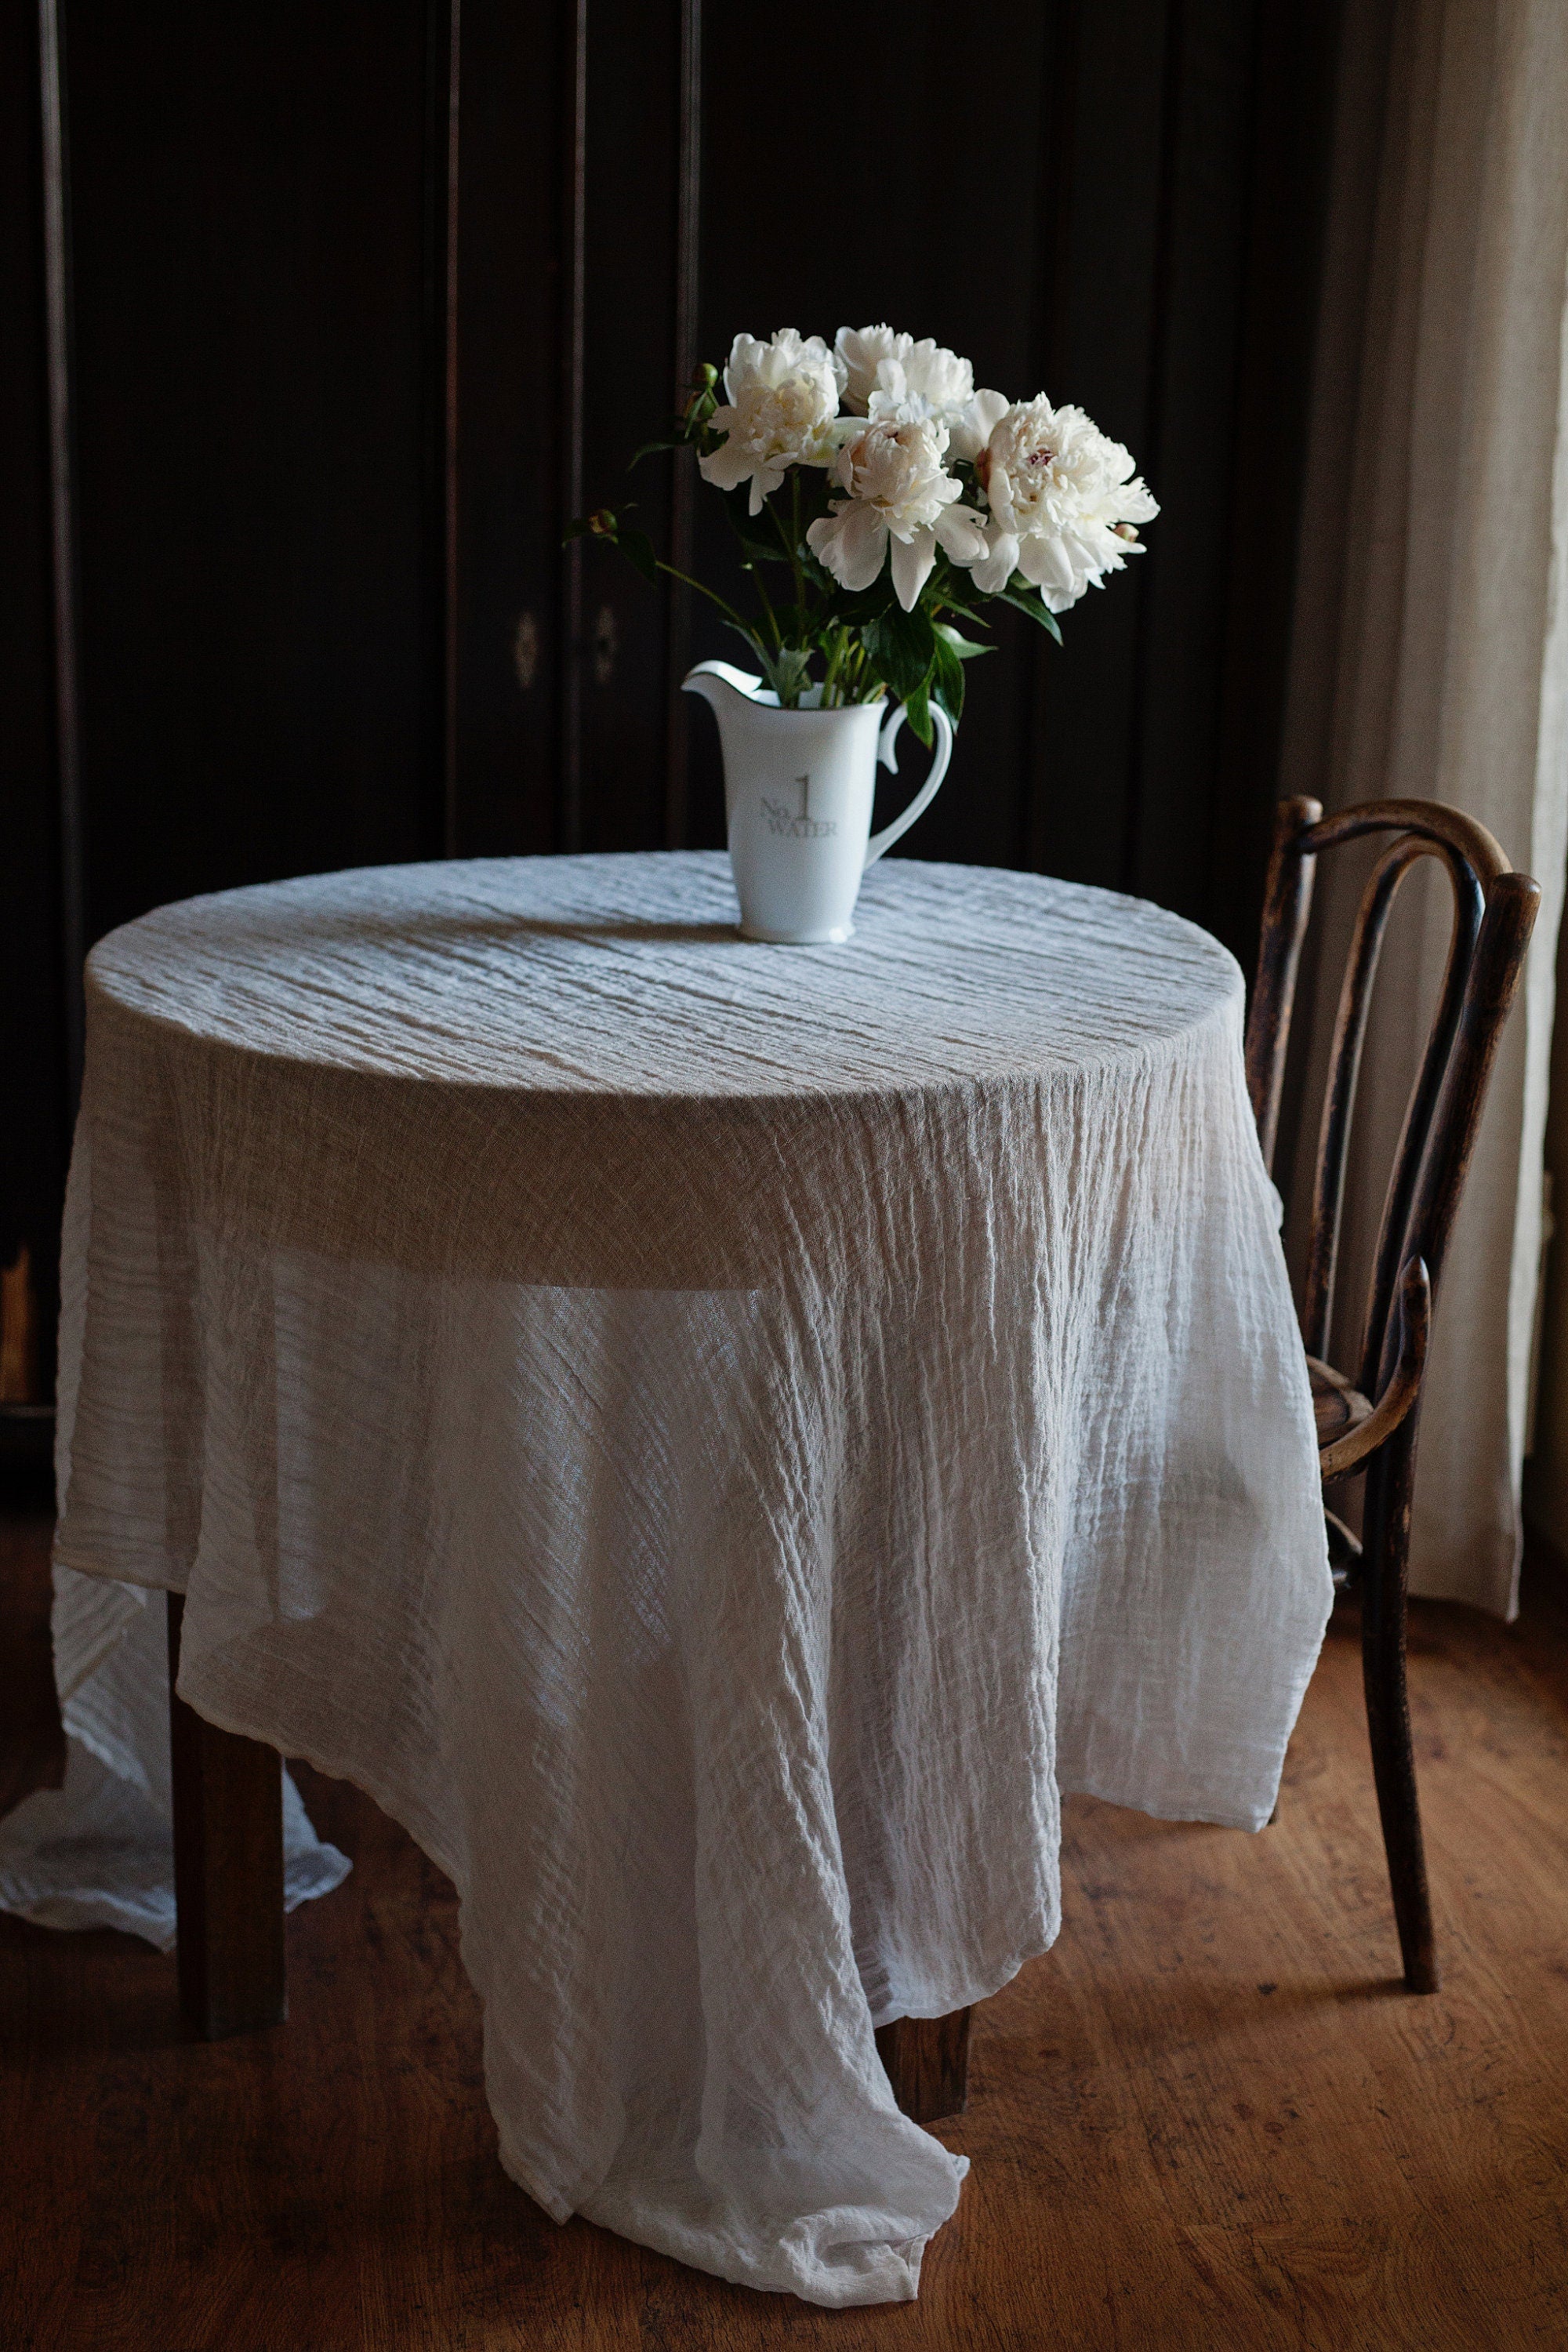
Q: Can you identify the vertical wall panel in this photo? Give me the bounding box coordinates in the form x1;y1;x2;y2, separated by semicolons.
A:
577;0;681;854
447;0;565;855
1;0;67;1377
1205;0;1345;964
662;0;702;850
1032;0;1343;940
1028;0;1181;893
64;0;437;945
1124;0;1258;915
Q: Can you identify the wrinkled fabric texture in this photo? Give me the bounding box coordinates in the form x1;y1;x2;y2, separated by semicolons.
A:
49;850;1331;2306
0;1568;350;1947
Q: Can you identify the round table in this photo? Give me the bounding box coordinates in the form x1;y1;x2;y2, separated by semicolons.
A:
50;851;1331;2307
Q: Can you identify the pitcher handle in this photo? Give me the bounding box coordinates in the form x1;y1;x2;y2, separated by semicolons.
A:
863;702;953;869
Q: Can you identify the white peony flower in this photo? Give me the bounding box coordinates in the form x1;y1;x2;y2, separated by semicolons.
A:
836;323;975;421
698;329;848;514
805;401;989;611
874;345;975;423
947;387;1011;465
835;323;907;412
953;392;1159;610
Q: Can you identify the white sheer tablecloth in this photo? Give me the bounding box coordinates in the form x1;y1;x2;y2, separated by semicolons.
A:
34;850;1330;2306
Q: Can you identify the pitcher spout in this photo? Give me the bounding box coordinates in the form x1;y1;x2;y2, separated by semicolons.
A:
680;660;764;719
682;663;769;825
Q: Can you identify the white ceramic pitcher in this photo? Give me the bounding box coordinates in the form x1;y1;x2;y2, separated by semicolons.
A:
681;661;954;943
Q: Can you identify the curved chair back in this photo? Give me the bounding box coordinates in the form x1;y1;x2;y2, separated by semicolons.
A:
1246;797;1539;1410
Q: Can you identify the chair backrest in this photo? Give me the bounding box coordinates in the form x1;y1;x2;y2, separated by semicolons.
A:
1245;797;1540;1406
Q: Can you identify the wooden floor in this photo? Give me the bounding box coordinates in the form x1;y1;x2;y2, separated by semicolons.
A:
4;1498;1568;2350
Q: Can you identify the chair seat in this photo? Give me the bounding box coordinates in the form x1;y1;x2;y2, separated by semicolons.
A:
1307;1355;1374;1452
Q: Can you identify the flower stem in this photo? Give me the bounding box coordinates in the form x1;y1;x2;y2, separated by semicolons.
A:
766;488;808;618
652;559;750;635
790;474;806;613
746;560;782;652
821;625;840;706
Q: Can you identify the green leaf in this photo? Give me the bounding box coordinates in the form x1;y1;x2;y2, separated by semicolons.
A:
720;618;771;672
997;586;1064;645
930;630;966;725
903;679;935;748
755;643;815;705
934;621;995;662
617;528;659;586
861;604;937;702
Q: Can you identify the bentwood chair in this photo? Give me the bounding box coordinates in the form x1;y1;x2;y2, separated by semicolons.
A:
1246;797;1540;1994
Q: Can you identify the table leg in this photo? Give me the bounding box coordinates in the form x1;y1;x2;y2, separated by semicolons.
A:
166;1595;286;2039
875;2007;971;2125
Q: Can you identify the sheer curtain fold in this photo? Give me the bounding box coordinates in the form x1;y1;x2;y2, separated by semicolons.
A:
1279;0;1568;1617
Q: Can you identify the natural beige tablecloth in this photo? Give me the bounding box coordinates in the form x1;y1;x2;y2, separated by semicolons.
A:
44;850;1331;2305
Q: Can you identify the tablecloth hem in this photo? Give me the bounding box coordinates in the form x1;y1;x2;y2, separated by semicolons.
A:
0;1698;352;1955
866;1926;1060;2030
492;2139;575;2228
175;1657;967;2310
52;1541;191;1599
548;2166;941;2309
1056;1769;1283;1835
166;1669;470;1904
0;1884;173;1947
0;1824;351;1954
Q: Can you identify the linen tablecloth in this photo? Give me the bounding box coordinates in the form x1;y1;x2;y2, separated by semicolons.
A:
38;850;1331;2305
0;1570;349;1946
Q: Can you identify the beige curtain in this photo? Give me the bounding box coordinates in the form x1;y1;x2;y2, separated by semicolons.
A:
1279;0;1568;1617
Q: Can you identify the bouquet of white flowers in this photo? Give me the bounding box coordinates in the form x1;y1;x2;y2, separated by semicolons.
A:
571;323;1158;745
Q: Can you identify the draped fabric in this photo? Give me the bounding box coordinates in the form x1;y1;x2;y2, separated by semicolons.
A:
0;1568;349;1947
46;851;1330;2305
1279;0;1568;1615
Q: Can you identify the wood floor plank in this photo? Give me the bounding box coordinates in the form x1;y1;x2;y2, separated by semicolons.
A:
3;1511;1567;2348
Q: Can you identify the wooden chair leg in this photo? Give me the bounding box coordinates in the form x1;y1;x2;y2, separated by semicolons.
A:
166;1595;287;2038
1359;1428;1438;1993
875;2007;971;2124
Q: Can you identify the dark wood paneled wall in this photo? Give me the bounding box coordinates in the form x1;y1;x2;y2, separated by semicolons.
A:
2;0;1342;1395
2;0;68;1376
